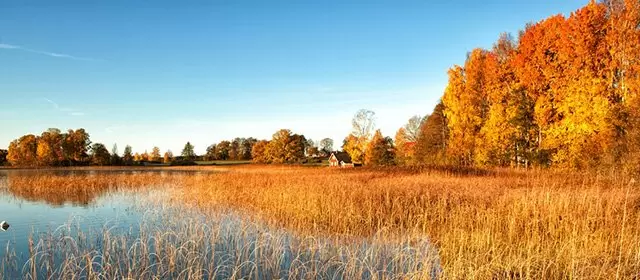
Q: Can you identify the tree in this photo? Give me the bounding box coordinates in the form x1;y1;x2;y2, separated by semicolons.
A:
163;150;173;163
36;128;64;166
216;141;231;160
230;138;242;160
0;149;7;166
123;145;133;165
7;134;38;166
346;109;376;163
415;102;449;165
365;130;395;166
442;49;489;165
181;142;196;161
403;115;423;142
352;109;376;139
242;138;258;160
63;129;91;165
319;138;334;155
342;134;365;163
134;153;141;162
111;144;122;165
90;143;111;166
205;144;218;161
251;140;270;163
264;129;307;163
394;128;410;165
150;146;161;162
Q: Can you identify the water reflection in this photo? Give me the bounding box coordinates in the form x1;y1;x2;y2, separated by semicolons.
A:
0;169;197;206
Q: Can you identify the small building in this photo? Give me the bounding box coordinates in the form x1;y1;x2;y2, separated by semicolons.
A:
328;152;353;168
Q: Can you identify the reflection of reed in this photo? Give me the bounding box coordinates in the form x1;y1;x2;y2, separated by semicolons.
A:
4;172;183;206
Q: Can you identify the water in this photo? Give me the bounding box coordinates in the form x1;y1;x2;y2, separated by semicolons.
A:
0;169;442;279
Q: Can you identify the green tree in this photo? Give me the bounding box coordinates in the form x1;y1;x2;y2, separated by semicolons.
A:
123;145;133;165
216;141;231;160
205;144;217;161
242;138;258;160
111;144;122;165
0;149;7;166
90;143;111;166
181;142;196;161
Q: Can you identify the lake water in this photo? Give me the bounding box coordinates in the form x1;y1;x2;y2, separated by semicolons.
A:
0;169;442;279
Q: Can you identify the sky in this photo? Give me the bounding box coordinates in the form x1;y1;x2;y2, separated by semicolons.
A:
0;0;587;154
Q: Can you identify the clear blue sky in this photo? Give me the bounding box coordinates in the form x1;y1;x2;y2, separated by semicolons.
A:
0;0;586;154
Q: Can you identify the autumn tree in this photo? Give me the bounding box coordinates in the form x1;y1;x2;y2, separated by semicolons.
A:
7;134;38;166
364;130;395;166
342;134;365;163
163;150;173;163
63;129;91;165
36;128;64;166
150;146;161;162
181;142;196;161
415;102;449;164
344;109;376;163
90;143;111;166
251;140;270;163
394;128;410;165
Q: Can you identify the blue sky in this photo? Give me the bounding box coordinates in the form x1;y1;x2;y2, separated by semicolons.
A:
0;0;586;154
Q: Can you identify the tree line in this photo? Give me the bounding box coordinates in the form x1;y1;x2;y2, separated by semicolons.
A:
6;1;638;171
433;0;640;171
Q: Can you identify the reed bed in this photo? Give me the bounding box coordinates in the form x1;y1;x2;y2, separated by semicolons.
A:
0;166;639;279
0;197;440;279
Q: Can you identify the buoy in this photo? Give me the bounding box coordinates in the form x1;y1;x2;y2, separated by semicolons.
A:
0;221;8;231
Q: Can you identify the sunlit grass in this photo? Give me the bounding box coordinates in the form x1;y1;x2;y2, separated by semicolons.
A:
1;166;639;279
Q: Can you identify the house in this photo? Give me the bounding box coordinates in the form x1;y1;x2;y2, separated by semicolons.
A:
328;152;353;168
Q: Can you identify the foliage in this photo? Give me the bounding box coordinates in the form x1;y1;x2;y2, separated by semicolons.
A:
181;142;196;161
364;130;395;166
90;143;111;166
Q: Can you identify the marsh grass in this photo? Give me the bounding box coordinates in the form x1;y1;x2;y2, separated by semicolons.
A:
1;166;639;279
0;197;441;279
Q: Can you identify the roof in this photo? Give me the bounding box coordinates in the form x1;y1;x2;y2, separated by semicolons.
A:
330;152;352;164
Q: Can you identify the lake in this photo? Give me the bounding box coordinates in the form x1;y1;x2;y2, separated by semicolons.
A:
0;169;441;279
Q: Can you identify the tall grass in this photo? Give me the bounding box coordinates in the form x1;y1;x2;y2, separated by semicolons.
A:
1;166;639;279
176;166;640;279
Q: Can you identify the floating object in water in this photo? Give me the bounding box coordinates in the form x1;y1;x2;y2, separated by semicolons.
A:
0;221;8;231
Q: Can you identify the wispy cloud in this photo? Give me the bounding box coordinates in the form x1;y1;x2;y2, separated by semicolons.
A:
43;97;86;116
1;43;103;62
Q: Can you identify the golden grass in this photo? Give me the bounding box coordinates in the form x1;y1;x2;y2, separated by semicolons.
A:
174;166;640;279
1;166;639;279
